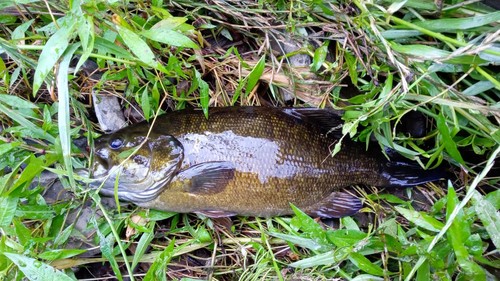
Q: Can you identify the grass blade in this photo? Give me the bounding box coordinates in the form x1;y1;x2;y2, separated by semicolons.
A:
4;252;73;281
33;18;76;95
245;55;266;95
413;11;500;32
57;43;79;189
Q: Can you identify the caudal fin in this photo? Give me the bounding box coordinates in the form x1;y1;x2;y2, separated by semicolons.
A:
380;159;449;188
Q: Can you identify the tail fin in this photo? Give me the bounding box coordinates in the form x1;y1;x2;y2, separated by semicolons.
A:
380;159;449;188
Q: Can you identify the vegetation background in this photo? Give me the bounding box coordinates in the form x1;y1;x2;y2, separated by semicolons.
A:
0;0;499;280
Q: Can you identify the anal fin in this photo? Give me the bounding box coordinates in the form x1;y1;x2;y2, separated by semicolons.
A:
197;210;237;218
305;191;362;218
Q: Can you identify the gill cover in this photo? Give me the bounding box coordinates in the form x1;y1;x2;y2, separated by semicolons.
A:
91;133;184;203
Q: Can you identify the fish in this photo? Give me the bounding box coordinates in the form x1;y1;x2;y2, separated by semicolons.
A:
88;106;445;218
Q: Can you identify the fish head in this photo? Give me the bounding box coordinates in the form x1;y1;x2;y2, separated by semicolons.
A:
89;127;184;202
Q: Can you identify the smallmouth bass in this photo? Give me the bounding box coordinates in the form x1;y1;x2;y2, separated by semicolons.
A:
88;107;444;218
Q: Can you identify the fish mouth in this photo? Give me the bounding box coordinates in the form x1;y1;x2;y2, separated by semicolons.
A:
86;157;180;203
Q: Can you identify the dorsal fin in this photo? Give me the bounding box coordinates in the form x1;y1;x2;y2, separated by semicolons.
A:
281;108;344;137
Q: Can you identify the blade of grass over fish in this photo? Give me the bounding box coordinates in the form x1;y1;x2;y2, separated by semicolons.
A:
4;253;74;281
57;43;79;189
405;146;500;281
33;17;76;95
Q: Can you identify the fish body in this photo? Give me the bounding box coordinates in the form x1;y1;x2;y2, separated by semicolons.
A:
90;107;443;218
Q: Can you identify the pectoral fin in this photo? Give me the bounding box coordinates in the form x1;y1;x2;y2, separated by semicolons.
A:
305;191;362;218
177;161;235;195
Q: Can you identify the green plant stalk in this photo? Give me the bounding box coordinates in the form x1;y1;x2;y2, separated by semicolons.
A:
94;195;135;281
256;218;284;281
475;66;500;90
405;145;500;281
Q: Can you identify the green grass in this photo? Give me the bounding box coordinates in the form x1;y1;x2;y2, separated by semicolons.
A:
0;0;499;280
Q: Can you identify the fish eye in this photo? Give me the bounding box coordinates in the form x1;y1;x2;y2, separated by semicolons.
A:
109;138;124;149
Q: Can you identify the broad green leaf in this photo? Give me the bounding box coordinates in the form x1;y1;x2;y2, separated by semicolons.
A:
344;51;358;86
132;223;155;270
142;20;198;49
485;189;500;210
38;249;87;260
416;259;430;281
33;18;76;95
11;19;34;40
447;185;485;280
436;112;464;164
4;252;73;281
311;44;328;72
0;195;18;228
0;94;38;109
0;142;21;156
74;14;95;73
144;239;175;281
269;232;323;251
141;87;151;121
472;190;500;250
413;11;500;32
290;247;350;268
245;55;266;94
349;252;385;276
327;229;366;248
395;206;444;232
195;70;209;118
116;25;159;69
462;81;495;96
290;204;330;248
94;37;134;60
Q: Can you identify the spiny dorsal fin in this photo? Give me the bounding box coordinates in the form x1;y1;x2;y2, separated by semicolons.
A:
281;108;344;137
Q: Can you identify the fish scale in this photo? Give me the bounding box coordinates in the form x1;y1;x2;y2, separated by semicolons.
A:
89;106;445;218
